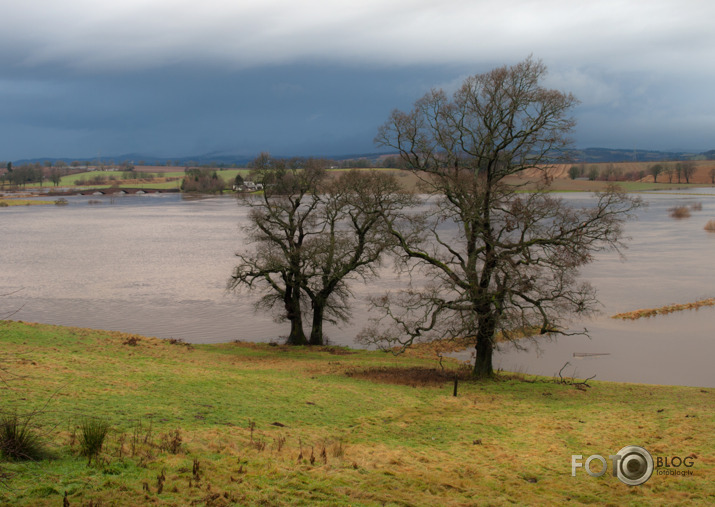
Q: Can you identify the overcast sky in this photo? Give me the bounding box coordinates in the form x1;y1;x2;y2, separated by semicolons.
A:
1;0;714;161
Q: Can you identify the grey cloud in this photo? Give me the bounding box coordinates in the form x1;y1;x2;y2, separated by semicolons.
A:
1;1;714;159
2;1;711;72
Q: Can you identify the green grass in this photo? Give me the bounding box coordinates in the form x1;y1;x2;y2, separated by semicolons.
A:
20;169;250;191
1;321;714;505
0;199;54;206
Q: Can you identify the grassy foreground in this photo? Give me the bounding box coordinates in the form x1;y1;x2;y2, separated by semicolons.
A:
1;322;713;506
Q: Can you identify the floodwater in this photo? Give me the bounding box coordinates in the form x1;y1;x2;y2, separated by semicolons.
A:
493;189;715;388
2;190;715;387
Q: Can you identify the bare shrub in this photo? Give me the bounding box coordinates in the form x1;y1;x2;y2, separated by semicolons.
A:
122;336;140;346
669;206;691;219
250;439;266;451
330;439;345;458
704;220;715;232
159;429;182;454
129;419;154;457
87;175;107;185
167;337;194;350
690;202;703;211
273;435;286;453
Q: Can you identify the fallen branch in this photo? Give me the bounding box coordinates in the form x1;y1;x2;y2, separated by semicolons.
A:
556;362;595;389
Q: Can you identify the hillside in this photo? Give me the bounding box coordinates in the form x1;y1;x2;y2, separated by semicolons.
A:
7;147;715;168
1;322;713;505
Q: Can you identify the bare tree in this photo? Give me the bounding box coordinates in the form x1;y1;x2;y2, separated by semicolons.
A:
680;160;696;184
229;158;410;345
229;154;325;345
709;167;715;184
50;168;62;187
301;170;415;345
649;164;663;183
663;164;674;183
363;57;642;377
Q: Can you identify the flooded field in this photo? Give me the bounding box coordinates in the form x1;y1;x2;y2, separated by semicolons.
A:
2;189;715;386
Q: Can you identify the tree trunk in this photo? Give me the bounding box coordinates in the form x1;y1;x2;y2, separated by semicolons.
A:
285;285;307;345
473;334;494;377
287;316;307;345
473;313;496;377
309;302;325;346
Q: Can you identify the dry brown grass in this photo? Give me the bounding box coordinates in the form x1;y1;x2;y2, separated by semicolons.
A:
399;327;541;362
345;366;472;387
705;219;715;232
669;206;691;219
612;298;715;320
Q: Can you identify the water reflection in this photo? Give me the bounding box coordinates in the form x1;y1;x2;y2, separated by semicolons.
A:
2;190;715;387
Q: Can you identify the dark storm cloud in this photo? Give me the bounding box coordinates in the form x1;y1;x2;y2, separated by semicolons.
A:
1;1;714;159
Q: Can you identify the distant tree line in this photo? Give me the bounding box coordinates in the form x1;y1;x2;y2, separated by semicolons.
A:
180;168;226;193
567;161;699;183
1;162;49;188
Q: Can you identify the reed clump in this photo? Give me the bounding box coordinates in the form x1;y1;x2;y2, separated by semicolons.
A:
704;219;715;232
78;418;110;465
668;206;691;219
0;413;45;461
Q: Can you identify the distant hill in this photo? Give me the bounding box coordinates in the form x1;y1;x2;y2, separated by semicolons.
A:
8;152;255;167
8;147;715;167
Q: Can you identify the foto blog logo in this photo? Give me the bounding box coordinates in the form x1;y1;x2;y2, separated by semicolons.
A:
572;445;654;486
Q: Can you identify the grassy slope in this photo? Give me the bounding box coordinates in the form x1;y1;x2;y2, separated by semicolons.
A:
1;322;713;506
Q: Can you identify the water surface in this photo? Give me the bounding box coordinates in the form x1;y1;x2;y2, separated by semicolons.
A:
2;190;715;387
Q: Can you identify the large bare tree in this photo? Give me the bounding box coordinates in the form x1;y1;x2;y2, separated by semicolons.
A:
361;57;642;377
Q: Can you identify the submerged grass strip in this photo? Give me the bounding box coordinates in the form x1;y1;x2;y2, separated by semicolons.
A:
0;199;54;206
612;298;715;320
